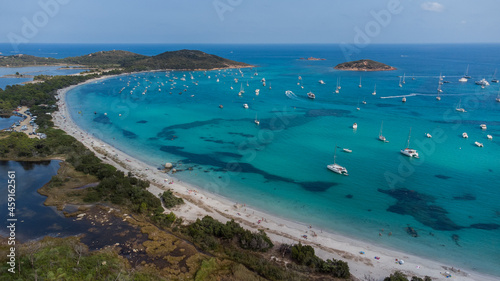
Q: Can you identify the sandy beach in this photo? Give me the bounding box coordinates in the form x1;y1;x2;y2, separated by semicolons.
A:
52;75;496;281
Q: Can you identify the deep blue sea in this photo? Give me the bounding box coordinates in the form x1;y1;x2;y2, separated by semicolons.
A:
5;43;500;276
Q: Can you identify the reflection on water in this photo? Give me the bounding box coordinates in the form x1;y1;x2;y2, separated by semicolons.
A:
0;161;90;242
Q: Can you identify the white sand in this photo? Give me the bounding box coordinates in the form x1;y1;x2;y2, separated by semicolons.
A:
52;75;495;281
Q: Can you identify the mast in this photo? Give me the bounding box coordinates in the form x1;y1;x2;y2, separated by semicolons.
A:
406;128;412;148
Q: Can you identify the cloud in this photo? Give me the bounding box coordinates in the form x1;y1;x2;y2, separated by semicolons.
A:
421;2;444;12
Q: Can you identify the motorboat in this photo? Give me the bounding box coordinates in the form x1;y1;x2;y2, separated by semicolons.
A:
462;132;468;138
475;141;484;147
480;124;487;130
307;92;316;99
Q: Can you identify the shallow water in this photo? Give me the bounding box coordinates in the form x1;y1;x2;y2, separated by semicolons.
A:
64;44;500;276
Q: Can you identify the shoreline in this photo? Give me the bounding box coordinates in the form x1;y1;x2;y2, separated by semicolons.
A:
52;73;495;281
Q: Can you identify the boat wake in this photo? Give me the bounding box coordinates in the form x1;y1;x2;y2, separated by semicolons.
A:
285;90;300;100
381;92;475;99
380;93;418;99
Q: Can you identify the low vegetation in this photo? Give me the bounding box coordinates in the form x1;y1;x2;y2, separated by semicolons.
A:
160;189;184;208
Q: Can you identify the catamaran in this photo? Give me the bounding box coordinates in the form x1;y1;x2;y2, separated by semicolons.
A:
400;128;419;158
327;145;348;176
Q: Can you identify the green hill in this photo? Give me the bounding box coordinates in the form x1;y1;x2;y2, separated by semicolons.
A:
129;49;250;70
0;49;250;70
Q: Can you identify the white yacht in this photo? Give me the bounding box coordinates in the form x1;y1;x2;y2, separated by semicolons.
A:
475;78;490;86
402;97;406;103
459;77;468;82
243;104;249;109
475;141;484;147
307;92;316;99
487;135;493;140
462;132;468;138
400;128;419;158
255;89;260;96
426;133;432;138
327;146;348;176
318;80;326;84
352;123;358;129
372;84;377;96
480;124;487;130
379;121;388;142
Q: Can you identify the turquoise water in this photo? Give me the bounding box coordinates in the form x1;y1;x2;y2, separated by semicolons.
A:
65;44;500;276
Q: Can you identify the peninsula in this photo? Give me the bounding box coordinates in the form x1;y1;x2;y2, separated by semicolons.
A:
0;49;251;70
334;59;396;71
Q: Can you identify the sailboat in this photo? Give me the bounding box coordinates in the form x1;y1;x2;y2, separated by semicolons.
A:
398;76;402;87
238;83;244;96
455;99;466;112
402;73;406;84
400;128;419;158
372;84;377;96
491;69;499;83
254;114;260;125
335;77;340;93
327;145;348;175
362;98;366;104
496;89;500;102
378;121;388;142
463;64;471;79
358;76;362;88
356;100;360;111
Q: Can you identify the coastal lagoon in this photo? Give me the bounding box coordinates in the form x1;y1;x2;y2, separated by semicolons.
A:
0;161;90;241
61;44;500;276
0;66;88;90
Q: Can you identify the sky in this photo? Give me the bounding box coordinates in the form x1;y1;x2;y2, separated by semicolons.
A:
1;0;499;45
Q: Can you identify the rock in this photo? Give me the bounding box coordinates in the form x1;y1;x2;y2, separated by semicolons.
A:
334;59;396;71
171;168;177;174
164;162;173;169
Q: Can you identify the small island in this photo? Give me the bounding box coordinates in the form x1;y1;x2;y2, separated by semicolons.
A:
334;59;396;71
299;57;326;61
